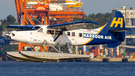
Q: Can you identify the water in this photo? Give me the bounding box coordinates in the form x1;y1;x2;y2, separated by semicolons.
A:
0;61;135;76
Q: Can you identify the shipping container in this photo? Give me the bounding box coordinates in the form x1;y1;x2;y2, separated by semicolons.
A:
117;55;123;58
86;52;90;55
125;55;130;58
100;49;103;53
133;53;135;56
92;49;95;52
93;52;99;56
94;49;98;53
86;47;91;52
126;53;129;55
86;52;98;57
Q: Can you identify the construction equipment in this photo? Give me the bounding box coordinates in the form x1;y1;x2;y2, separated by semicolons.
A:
14;0;85;51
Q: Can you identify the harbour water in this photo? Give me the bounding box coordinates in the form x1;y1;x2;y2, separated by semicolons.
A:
0;61;135;76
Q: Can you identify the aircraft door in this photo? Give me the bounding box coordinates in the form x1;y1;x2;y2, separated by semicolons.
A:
34;28;44;44
71;32;77;44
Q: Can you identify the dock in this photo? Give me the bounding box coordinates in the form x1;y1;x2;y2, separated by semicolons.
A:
89;58;135;62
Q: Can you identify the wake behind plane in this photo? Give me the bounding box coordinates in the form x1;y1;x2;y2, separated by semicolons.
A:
5;11;126;62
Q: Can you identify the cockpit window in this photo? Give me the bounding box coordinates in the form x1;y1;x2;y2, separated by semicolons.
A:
47;30;63;35
47;30;54;34
12;33;15;36
38;28;43;32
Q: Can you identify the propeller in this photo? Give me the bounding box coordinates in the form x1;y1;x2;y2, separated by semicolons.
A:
4;27;10;37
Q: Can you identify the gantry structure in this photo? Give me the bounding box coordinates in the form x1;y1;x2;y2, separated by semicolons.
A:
14;0;85;51
15;0;85;25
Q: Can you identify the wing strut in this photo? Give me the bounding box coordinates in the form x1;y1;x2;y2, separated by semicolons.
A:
43;40;59;52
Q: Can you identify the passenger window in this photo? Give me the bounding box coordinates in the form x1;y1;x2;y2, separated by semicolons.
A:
79;33;82;37
67;32;70;36
72;32;75;36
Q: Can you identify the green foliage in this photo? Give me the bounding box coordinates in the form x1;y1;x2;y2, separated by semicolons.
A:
7;15;16;24
0;15;19;51
87;12;112;26
74;12;112;29
0;15;19;32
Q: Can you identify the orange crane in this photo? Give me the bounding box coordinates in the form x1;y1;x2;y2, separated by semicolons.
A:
14;0;85;51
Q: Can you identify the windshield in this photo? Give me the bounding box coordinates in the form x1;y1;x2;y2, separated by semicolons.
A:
38;28;43;32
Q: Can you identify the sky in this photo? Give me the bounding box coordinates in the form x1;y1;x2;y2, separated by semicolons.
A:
1;0;135;20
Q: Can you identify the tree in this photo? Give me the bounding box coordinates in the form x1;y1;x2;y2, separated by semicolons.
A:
2;19;7;25
7;15;16;24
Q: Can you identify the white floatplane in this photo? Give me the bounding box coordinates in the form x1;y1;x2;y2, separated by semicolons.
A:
5;11;126;62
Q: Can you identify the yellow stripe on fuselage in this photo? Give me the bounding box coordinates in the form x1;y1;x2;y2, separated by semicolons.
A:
96;24;106;35
83;24;106;45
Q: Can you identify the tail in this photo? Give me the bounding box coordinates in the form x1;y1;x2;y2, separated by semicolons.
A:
108;11;125;30
99;11;125;47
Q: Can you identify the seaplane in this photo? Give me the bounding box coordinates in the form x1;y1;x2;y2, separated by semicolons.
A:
5;11;126;62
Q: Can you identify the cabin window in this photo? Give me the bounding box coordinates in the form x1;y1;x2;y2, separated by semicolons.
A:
47;30;54;34
72;32;75;36
67;32;70;36
79;33;82;37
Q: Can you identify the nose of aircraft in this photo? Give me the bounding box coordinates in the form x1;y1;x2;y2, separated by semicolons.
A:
4;33;10;37
4;32;12;39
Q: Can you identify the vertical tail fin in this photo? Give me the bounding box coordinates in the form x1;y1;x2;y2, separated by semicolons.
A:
108;11;125;30
100;11;125;34
102;11;125;48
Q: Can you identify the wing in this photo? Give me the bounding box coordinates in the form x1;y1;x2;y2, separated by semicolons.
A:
47;20;100;30
48;20;100;41
7;25;40;30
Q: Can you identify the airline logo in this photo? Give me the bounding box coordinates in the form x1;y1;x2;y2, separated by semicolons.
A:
110;17;123;28
83;33;112;40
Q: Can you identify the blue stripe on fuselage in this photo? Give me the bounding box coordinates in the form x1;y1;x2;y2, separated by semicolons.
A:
83;32;118;45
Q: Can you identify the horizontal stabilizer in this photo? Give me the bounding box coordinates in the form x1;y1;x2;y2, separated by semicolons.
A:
109;29;128;32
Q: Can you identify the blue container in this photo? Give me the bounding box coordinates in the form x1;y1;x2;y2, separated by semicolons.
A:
86;47;91;52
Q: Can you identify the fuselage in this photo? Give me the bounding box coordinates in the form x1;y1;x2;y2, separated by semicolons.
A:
8;25;118;46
